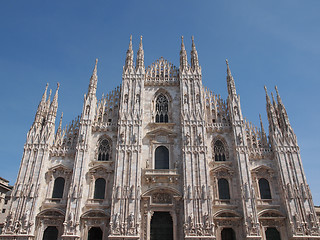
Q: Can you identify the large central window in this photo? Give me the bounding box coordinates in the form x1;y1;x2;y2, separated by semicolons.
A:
155;146;169;169
155;94;169;123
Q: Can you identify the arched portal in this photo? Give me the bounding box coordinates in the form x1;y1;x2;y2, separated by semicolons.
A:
42;226;58;240
221;228;236;240
266;227;281;240
150;211;173;240
88;227;103;240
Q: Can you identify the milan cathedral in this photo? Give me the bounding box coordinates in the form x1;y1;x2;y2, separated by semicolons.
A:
1;36;319;240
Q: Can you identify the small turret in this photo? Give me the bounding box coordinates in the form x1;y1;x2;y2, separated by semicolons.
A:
180;36;188;71
136;36;145;70
124;35;134;71
190;36;199;71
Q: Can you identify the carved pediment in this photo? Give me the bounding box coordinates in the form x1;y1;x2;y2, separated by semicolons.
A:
89;164;113;175
210;165;234;177
251;165;274;177
258;209;285;219
46;164;72;180
146;125;177;141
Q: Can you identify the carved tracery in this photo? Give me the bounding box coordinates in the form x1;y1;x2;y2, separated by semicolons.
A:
97;138;111;161
155;94;169;123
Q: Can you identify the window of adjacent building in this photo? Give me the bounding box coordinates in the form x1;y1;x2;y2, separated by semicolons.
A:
155;94;169;123
2;209;5;213
259;178;272;199
94;178;106;200
155;146;169;169
52;177;65;199
98;139;111;161
218;178;230;199
4;199;8;205
214;140;226;161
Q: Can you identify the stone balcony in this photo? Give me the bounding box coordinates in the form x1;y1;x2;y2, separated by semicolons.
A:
142;169;179;184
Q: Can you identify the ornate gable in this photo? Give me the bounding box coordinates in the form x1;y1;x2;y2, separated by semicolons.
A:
145;57;179;86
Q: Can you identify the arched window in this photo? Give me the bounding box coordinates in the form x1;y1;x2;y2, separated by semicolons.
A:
221;228;236;240
94;178;106;199
218;178;230;200
155;94;169;123
98;139;111;161
265;227;281;240
214;140;226;161
43;226;58;240
259;178;272;199
155;146;169;169
52;177;65;199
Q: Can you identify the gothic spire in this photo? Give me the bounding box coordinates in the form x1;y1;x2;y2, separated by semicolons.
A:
226;59;237;97
275;86;291;130
46;89;52;113
136;35;145;70
88;59;98;96
55;112;63;138
48;83;60;122
264;86;278;132
180;36;188;71
259;114;268;146
190;36;199;70
35;83;49;123
125;35;134;71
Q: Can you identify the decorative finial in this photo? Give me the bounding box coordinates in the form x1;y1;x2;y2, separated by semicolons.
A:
129;35;133;50
264;85;268;94
181;36;185;48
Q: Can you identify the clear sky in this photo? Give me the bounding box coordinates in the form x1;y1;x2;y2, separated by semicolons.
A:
0;1;319;204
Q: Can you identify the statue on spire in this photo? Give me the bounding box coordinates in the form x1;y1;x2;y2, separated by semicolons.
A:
136;35;145;70
88;59;98;97
124;35;134;71
191;36;199;70
226;59;237;97
180;36;188;71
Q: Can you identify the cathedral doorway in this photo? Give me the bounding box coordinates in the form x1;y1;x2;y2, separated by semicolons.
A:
88;227;103;240
221;228;236;240
265;227;281;240
150;211;173;240
42;226;58;240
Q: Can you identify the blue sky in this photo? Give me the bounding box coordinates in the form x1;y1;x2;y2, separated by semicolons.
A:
0;1;320;204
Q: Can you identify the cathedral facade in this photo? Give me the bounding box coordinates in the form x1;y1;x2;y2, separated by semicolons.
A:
1;36;320;240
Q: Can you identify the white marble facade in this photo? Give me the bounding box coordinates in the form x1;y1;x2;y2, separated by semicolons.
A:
1;36;320;240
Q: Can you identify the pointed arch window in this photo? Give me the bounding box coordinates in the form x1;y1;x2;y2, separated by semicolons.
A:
259;178;272;199
52;177;65;199
98;139;111;161
218;178;230;200
155;146;169;169
94;178;106;199
214;140;226;161
155;94;169;123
